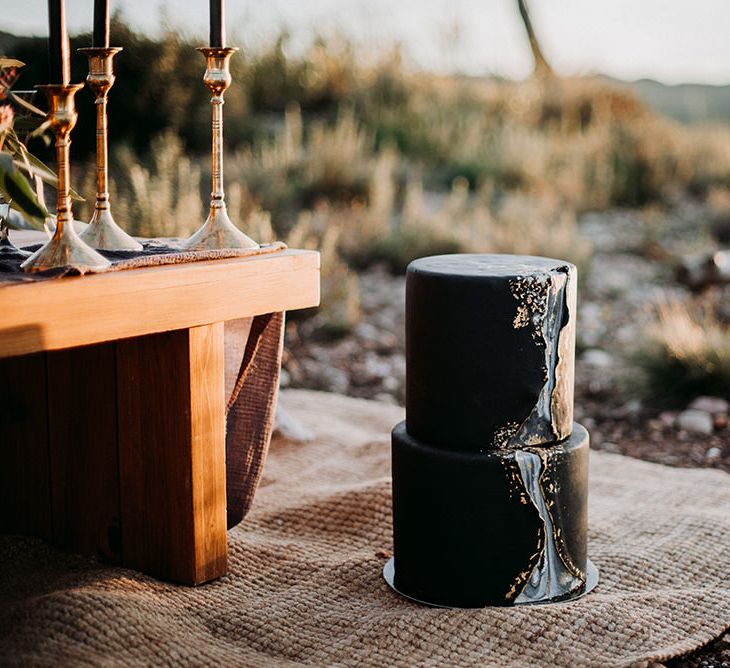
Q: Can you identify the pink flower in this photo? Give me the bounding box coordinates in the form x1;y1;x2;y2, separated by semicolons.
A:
0;104;13;133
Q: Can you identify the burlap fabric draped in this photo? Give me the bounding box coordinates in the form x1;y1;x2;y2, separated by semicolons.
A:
0;239;286;281
1;389;729;667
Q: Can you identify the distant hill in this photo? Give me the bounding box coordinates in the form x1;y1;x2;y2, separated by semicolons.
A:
3;26;730;127
607;77;730;126
0;30;26;55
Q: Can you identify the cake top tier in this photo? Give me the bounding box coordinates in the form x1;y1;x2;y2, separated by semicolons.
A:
405;253;577;452
408;253;570;278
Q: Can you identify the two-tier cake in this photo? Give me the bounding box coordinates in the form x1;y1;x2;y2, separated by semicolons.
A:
385;254;599;607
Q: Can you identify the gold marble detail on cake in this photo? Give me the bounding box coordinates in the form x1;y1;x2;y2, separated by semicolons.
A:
513;304;530;329
512;447;585;603
492;420;521;449
501;451;531;506
509;273;551;342
551;267;577;440
538;442;586;584
500;454;546;602
503;266;574;448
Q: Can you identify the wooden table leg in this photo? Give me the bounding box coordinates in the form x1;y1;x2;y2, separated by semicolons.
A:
116;323;228;585
1;324;227;585
47;343;120;562
1;347;120;555
0;353;52;540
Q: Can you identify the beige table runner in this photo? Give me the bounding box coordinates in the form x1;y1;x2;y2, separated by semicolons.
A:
1;389;729;667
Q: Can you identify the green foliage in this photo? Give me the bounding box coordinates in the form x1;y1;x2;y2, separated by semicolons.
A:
284;210;362;337
111;132;203;238
0;58;52;227
636;297;730;404
0;153;47;224
347;225;463;274
7;20;730;211
227;108;374;235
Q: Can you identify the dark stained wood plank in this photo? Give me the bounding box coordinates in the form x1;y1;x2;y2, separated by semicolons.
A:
0;352;52;539
46;342;120;562
117;324;227;584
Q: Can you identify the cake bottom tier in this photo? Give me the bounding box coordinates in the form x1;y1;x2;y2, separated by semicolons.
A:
390;421;591;608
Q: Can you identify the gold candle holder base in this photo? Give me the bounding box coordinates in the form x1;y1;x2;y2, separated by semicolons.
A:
183;47;258;251
22;217;112;271
0;198;30;258
184;203;257;250
22;84;111;273
81;207;141;250
78;47;141;251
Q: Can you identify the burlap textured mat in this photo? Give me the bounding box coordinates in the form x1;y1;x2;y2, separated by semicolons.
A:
1;389;729;667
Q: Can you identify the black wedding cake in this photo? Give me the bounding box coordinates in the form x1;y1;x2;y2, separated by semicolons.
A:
385;254;598;608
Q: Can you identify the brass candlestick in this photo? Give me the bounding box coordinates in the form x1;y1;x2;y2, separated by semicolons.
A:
22;84;111;273
183;47;258;251
78;47;141;251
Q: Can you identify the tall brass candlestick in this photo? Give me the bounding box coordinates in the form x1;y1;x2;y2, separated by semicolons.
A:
183;47;257;251
78;47;141;250
22;84;111;272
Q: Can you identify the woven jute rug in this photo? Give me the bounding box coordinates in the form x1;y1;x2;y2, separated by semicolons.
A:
1;389;729;668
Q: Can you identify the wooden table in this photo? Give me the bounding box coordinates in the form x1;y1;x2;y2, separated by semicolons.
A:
0;237;319;585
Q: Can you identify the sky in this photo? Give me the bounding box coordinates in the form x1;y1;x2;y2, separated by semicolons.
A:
3;0;730;85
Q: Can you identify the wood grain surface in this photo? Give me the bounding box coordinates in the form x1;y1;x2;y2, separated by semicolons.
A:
117;324;227;584
47;343;121;561
0;249;319;358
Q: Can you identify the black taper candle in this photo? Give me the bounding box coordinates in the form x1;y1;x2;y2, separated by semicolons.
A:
93;0;110;48
210;0;225;47
48;0;70;84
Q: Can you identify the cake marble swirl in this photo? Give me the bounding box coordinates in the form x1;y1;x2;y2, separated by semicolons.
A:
387;253;596;608
391;421;588;607
405;254;577;451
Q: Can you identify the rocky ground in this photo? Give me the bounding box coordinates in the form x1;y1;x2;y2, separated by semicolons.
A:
283;201;730;473
283;201;730;666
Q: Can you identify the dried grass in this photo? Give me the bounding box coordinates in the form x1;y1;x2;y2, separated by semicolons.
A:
638;296;730;402
113;132;203;238
80;51;730;347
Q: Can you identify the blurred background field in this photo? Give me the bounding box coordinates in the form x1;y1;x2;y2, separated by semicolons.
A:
2;4;730;479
